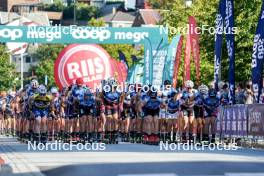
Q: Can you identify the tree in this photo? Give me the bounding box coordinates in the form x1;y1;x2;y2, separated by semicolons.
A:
31;44;64;88
63;3;100;20
42;0;65;12
158;0;263;85
0;45;17;91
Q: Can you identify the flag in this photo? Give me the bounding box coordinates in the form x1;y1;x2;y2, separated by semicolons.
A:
163;35;181;82
118;50;128;70
172;36;183;88
214;0;225;90
183;32;191;84
131;55;138;64
152;43;168;86
143;39;153;85
214;0;236;104
252;0;264;103
189;16;201;85
225;0;236;104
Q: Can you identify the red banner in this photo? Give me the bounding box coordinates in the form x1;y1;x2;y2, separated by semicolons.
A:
189;16;201;84
172;36;183;88
184;32;191;84
110;58;126;86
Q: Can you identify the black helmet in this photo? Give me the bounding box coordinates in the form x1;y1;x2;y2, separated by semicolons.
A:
209;89;217;97
149;87;157;98
164;80;171;86
169;90;178;98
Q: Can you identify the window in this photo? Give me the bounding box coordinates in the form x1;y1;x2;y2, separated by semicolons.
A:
25;56;31;63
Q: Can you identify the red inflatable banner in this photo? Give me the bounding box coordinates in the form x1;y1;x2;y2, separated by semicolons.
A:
55;44;123;90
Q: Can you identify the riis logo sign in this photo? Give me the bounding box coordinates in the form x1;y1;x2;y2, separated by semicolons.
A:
54;44;111;89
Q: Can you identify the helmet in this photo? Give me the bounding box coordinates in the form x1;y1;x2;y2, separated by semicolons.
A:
39;85;47;95
31;79;39;89
198;84;209;95
218;81;225;89
209;89;217;97
149;87;158;98
101;79;108;87
185;80;194;88
169;90;178;98
76;78;84;86
164;80;171;86
107;77;118;86
50;87;58;94
84;89;93;97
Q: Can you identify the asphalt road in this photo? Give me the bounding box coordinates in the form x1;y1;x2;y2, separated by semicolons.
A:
1;136;264;176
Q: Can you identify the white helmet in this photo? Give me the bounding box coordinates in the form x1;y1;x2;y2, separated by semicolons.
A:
50;87;58;94
31;79;39;89
218;81;225;89
39;85;47;95
198;84;209;94
185;80;194;88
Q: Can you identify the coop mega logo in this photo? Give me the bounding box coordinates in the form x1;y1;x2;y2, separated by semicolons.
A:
0;28;23;40
54;44;111;90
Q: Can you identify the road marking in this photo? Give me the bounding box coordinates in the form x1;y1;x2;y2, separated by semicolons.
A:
118;174;177;176
225;173;264;176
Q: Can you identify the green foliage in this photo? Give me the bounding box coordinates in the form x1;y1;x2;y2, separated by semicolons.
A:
88;17;105;27
0;45;17;91
158;0;263;85
42;0;65;12
31;44;64;88
63;3;100;20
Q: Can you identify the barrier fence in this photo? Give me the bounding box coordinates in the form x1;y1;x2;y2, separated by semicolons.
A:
217;104;264;143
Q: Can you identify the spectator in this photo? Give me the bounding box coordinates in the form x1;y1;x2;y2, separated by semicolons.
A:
260;88;264;104
244;84;254;104
236;83;245;104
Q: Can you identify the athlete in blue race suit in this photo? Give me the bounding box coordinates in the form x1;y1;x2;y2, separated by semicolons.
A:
203;88;220;143
79;90;95;142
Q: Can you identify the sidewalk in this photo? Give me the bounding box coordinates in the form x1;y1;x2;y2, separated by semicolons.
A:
0;135;44;176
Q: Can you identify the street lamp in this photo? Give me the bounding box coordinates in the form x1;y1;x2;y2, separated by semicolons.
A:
185;0;193;7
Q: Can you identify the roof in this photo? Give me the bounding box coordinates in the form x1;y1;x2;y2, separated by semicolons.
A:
98;4;122;22
8;0;40;11
44;11;63;20
138;9;162;25
12;2;42;6
0;12;20;24
0;12;50;26
111;11;135;22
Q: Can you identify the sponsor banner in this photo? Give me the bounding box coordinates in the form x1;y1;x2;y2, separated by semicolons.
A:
225;0;236;104
129;59;144;84
183;33;191;83
251;0;264;103
143;39;153;85
0;25;167;44
214;0;225;90
214;0;236;103
248;104;264;136
162;35;181;82
54;44;117;90
189;16;201;85
172;36;183;88
152;43;168;86
219;105;248;137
